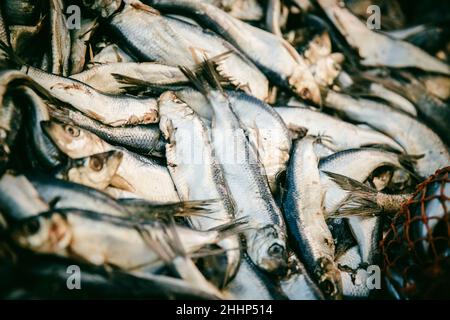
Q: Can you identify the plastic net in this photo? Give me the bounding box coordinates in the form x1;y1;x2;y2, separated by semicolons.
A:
380;166;450;299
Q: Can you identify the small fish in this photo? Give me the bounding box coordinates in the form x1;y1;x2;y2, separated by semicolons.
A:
283;136;342;299
83;1;270;101
47;104;165;157
0;93;21;175
71;62;188;94
49;0;71;76
149;0;321;104
318;0;450;75
88;43;136;66
159;91;241;285
275;106;403;152
69;18;99;75
0;174;49;222
325;91;450;177
42;121;180;203
55;151;124;191
180;60;288;275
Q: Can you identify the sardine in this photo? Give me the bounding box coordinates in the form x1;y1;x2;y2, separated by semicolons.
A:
175;88;291;194
325;91;450;177
148;0;321;104
283;136;342;299
14;86;64;170
159;91;241;284
88;43;135;66
275;106;403;152
55;151;124;191
71;62;188;94
180;62;288;275
49;0;71;76
84;1;269;101
47;105;165;157
69;18;99;75
0;174;49;222
317;0;450;75
204;0;263;21
43;121;180;203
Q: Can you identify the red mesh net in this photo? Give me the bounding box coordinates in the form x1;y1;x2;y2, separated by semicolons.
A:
380;166;450;299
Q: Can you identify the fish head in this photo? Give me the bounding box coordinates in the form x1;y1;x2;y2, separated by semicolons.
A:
315;257;343;300
82;0;123;18
289;67;323;106
42;121;106;158
67;151;124;190
11;213;72;254
246;225;288;275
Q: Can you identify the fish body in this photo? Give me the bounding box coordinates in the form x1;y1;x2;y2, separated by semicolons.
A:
283;136;342;299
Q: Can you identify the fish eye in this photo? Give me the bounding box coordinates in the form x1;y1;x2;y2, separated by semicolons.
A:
64;125;80;137
321;279;335;296
89;156;104;172
267;243;284;259
23;218;41;235
300;88;311;101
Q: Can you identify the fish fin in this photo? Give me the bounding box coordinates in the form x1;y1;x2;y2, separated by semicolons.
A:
0;40;25;68
111;73;187;95
110;174;136;193
130;2;160;15
322;171;381;218
46;103;74;124
207;216;250;241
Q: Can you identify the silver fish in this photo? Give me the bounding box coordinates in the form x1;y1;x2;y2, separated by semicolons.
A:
324;91;450;177
205;0;263;21
43;121;180;203
20;65;159;127
71;62;188;94
55;151;124;191
148;0;321;104
69;18;99;75
48;104;165;157
87;1;269;101
89;43;135;66
275;106;403;152
283;136;342;299
158;91;241;284
318;0;450;75
175;88;291;194
49;0;71;76
180;63;288;275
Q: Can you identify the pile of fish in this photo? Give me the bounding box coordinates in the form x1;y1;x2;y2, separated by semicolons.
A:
0;0;449;300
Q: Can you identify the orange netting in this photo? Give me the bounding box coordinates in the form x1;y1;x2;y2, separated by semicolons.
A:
380;166;450;299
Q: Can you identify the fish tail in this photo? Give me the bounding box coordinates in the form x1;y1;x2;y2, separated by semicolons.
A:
207;216;249;241
322;171;381;218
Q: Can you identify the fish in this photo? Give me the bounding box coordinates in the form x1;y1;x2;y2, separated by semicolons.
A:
317;0;450;75
275;106;403;152
324;91;450;177
283;136;342;299
0;93;21;175
47;104;165;157
13;86;64;170
159;91;241;285
49;0;71;76
0;6;9;46
148;0;321;104
11;254;221;299
83;1;269;101
174;87;291;194
8;18;46;64
69;18;99;75
225;254;287;300
204;0;263;21
55;151;124;191
180;61;289;275
71;62;189;94
88;43;136;66
42;121;180;203
10;208;246;275
0;174;49;222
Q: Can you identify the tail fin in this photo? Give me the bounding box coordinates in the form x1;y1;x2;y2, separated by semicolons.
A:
0;40;24;69
322;171;381;218
119;199;223;220
208;216;250;241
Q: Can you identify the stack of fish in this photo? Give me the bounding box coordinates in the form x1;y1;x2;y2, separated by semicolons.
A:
0;0;449;300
